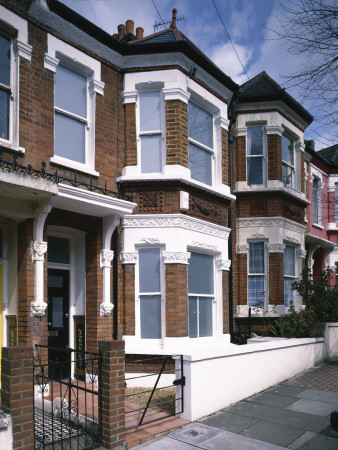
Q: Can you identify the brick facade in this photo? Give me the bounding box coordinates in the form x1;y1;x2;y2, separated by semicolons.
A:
165;100;189;167
165;264;189;337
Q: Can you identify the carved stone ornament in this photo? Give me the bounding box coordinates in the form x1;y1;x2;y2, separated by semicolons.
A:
267;244;286;253
297;249;307;258
236;244;249;254
285;236;300;244
31;241;48;262
163;252;191;264
190;242;218;253
216;259;231;271
100;250;114;268
31;301;48;317
249;234;266;240
139;238;161;245
100;302;114;316
191;197;219;218
237;218;306;235
120;252;138;264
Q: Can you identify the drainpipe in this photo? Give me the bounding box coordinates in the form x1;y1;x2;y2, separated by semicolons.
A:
112;228;118;340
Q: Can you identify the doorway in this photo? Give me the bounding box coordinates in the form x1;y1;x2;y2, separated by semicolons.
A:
47;268;69;379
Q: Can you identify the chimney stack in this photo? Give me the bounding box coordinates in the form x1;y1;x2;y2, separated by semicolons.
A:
126;19;134;35
136;27;144;39
117;24;125;40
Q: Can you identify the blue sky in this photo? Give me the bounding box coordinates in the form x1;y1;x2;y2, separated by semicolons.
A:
59;0;335;150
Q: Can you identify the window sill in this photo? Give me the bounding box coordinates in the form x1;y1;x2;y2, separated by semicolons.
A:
50;156;99;177
313;223;324;230
0;139;25;154
234;181;309;204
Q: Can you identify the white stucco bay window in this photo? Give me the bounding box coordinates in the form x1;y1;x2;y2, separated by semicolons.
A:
44;34;104;176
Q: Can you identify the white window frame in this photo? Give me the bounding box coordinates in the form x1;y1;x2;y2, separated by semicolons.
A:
282;133;295;188
312;175;322;225
137;89;165;174
136;246;165;341
188;251;215;339
248;241;267;309
246;124;266;186
0;6;32;152
188;99;215;186
44;34;104;176
284;244;297;307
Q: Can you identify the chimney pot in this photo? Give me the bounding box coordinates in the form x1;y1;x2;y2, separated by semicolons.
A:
126;20;134;35
136;27;144;39
117;24;125;40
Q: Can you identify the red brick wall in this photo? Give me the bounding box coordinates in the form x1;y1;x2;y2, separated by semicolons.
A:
125;354;175;373
237;254;248;305
235;136;246;182
222;270;230;333
122;264;135;336
222;128;229;185
124;103;137;167
267;134;282;181
165;100;189;167
165;264;188;337
268;252;284;305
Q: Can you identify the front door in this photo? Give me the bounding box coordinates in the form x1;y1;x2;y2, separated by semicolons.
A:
47;269;69;379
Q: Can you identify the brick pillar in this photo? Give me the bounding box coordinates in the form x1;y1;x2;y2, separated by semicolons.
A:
267;134;282;182
238;253;248;305
1;347;34;450
165;100;188;167
122;262;136;336
165;264;188;337
221;128;229;185
99;341;125;449
222;270;230;333
124;103;137;166
268;252;284;305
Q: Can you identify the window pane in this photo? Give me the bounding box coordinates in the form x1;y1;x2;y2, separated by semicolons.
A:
140;295;161;338
248;276;265;307
199;297;213;337
0;90;9;140
335;184;338;225
189;297;198;338
48;236;70;264
140;91;161;131
249;242;264;274
188;252;214;295
55;65;86;117
47;275;63;288
139;248;160;293
0;34;10;86
55;112;86;163
282;164;293;186
284;245;295;276
189;102;213;148
282;135;294;165
189;142;212;185
52;297;63;328
247;126;263;155
313;178;319;223
247;157;263;185
141;135;162;173
284;278;294;307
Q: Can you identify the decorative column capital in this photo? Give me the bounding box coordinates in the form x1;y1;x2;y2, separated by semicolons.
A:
31;302;48;317
31;240;47;262
163;252;191;264
100;250;114;268
216;259;231;271
236;244;249;254
120;252;138;264
267;244;286;253
100;302;114;317
297;249;307;259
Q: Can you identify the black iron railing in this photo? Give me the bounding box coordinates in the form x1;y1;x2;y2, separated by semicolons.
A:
33;345;102;449
0;149;132;201
125;355;184;430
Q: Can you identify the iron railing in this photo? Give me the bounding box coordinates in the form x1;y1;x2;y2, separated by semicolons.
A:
0;150;132;201
125;355;184;430
33;345;102;450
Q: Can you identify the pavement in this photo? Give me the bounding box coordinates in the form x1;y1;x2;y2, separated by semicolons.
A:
134;359;338;449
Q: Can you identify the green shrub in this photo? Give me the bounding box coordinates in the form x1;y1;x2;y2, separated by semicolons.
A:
271;306;324;338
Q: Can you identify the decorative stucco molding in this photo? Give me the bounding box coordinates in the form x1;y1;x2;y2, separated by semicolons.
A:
122;90;138;104
139;238;161;245
44;54;59;73
123;215;230;239
297;249;307;258
100;302;114;317
163;87;191;104
31;302;47;318
237;244;249;254
120;252;138;264
14;40;33;62
284;236;300;244
214;114;230;130
89;79;105;96
265;125;283;136
163;252;191;264
100;250;114;268
267;244;286;253
31;240;47;262
237;217;306;235
216;259;231;271
190;242;218;253
249;234;267;240
295;141;305;153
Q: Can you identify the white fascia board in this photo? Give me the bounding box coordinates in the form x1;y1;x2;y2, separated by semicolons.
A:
51;184;136;218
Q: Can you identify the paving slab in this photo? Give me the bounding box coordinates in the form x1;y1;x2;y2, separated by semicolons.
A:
265;385;305;397
296;389;338;405
223;401;271;418
200;429;287;450
287;431;317;449
200;411;259;433
134;436;199;449
169;423;223;446
247;392;297;408
321;425;338;438
287;398;338;416
287;432;338;449
254;405;329;432
239;420;305;447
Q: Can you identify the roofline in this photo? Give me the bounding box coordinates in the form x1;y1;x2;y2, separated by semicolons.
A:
48;0;238;93
305;142;337;168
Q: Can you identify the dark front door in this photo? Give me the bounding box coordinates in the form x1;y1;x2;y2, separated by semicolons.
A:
47;269;70;379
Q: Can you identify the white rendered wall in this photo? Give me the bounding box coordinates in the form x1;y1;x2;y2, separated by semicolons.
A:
179;338;327;421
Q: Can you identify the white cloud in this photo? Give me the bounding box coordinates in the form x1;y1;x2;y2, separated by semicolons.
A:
209;42;252;84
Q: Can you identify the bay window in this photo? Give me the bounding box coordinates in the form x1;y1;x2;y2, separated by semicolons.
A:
188;252;214;338
188;101;213;185
248;241;266;307
284;244;296;307
138;248;162;339
0;33;11;141
282;134;295;187
139;91;163;173
247;125;265;185
54;64;87;164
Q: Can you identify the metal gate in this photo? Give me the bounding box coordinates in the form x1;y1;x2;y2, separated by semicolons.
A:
125;355;184;430
33;345;102;449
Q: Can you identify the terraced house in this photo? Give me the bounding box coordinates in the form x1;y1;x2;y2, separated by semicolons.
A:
0;0;336;370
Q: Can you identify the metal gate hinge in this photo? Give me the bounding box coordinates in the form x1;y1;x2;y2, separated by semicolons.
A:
173;376;185;386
